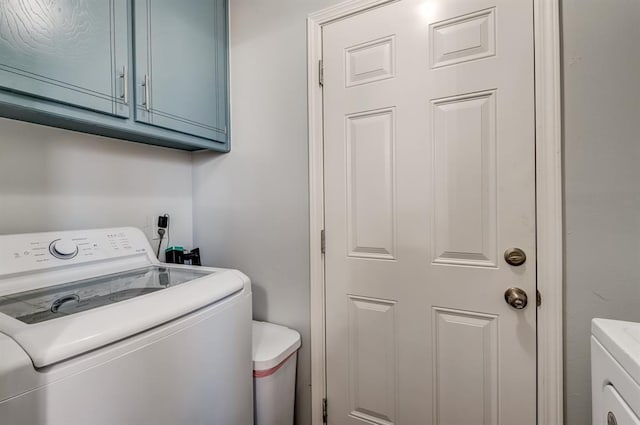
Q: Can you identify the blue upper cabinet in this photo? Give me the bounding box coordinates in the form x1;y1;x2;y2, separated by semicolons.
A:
0;0;229;152
0;0;129;117
133;0;228;143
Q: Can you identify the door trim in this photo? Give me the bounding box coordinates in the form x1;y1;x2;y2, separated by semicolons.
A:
306;1;563;423
533;1;563;424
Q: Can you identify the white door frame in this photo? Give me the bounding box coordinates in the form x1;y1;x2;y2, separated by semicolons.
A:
307;1;563;423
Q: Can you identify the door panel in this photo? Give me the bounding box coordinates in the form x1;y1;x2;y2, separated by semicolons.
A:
133;0;228;142
323;0;536;424
432;91;497;267
430;8;496;68
347;295;398;424
433;308;498;425
346;108;397;260
0;0;129;117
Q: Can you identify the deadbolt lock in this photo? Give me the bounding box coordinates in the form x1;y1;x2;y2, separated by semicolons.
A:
504;248;527;266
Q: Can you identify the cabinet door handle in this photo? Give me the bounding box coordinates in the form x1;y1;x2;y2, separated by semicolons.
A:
119;65;128;104
142;74;150;111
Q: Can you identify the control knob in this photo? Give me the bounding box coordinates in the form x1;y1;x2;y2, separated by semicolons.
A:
49;239;79;259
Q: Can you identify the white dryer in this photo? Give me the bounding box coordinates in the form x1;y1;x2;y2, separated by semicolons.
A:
0;227;253;425
592;318;640;425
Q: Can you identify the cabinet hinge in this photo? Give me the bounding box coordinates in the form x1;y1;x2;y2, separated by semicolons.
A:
322;398;328;424
536;289;542;307
320;229;326;254
319;59;324;87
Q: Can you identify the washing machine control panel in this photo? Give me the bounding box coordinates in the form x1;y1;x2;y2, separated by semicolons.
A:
0;228;153;276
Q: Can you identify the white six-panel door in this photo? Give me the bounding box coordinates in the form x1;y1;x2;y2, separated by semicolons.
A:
322;0;536;423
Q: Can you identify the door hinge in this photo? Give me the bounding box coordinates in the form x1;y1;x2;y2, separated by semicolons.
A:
536;289;542;307
319;59;324;87
321;229;326;254
322;398;328;424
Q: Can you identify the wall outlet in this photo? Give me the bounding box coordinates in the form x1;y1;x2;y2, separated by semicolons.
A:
152;214;170;241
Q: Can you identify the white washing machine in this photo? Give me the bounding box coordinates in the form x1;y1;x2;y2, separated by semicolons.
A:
0;227;253;425
592;318;640;425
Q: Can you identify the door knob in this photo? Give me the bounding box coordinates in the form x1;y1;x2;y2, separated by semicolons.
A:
504;248;526;266
504;287;528;309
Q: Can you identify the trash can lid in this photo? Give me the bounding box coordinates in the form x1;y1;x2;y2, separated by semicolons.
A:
252;320;301;371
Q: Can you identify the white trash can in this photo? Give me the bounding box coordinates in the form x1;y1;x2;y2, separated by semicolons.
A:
252;320;301;425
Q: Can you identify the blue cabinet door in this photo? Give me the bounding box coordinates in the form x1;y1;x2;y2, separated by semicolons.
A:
133;0;228;143
0;0;129;117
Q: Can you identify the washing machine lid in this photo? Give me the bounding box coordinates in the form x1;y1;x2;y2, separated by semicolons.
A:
0;266;216;324
0;265;246;368
593;319;640;385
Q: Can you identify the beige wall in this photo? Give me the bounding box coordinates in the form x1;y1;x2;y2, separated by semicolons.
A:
0;118;194;250
563;0;640;423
